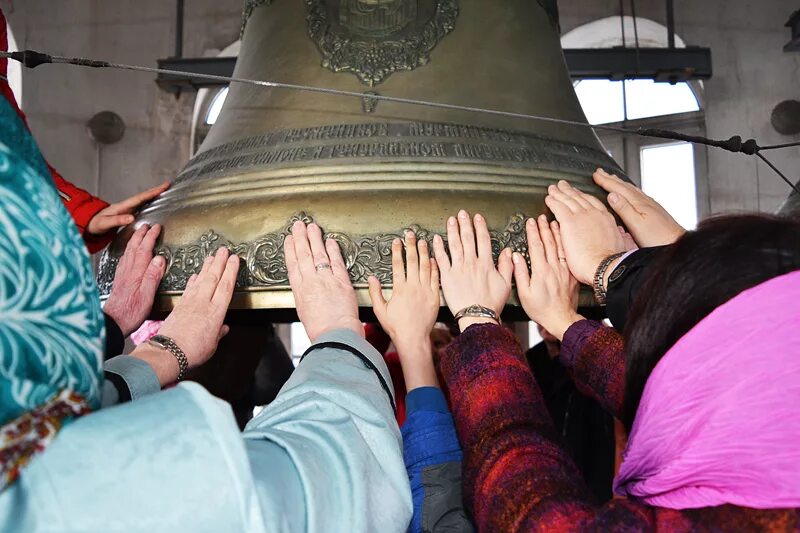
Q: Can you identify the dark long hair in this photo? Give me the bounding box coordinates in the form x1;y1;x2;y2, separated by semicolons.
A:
622;214;800;431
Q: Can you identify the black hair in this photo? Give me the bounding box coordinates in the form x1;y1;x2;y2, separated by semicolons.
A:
622;214;800;431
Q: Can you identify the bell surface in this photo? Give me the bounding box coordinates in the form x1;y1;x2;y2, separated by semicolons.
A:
98;0;624;312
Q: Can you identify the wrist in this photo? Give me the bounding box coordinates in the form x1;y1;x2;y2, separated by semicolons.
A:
130;344;179;387
312;317;364;342
103;305;133;338
592;251;626;305
400;353;439;390
393;335;431;359
543;312;585;342
602;255;627;289
457;316;499;331
453;304;501;332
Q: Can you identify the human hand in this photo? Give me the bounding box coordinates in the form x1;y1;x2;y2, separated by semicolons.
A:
619;226;638;251
513;215;582;341
593;169;685;247
132;247;239;385
432;210;513;331
545;180;626;285
369;231;440;390
86;181;170;236
103;224;167;337
284;221;363;341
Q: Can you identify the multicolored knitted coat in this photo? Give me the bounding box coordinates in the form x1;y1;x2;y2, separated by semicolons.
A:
439;321;800;532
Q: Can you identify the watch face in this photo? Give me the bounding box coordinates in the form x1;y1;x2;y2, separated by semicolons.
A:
149;335;168;348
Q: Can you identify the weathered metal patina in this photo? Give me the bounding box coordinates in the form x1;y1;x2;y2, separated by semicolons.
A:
99;0;624;312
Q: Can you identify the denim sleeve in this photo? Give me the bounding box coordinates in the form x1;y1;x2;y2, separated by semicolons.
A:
403;387;474;533
101;355;161;407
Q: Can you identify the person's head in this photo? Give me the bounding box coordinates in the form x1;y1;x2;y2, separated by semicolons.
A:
622;214;800;431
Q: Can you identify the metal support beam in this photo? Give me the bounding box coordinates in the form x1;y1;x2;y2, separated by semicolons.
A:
666;0;676;49
785;9;800;52
155;47;713;92
175;0;185;58
565;47;711;82
155;57;239;93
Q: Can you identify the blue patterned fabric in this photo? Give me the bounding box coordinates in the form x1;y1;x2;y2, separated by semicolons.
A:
0;96;104;426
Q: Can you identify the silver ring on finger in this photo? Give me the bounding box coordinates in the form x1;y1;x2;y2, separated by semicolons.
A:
315;262;332;272
558;257;568;263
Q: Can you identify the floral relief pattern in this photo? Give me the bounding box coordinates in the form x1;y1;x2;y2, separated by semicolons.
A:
97;213;531;296
306;0;459;86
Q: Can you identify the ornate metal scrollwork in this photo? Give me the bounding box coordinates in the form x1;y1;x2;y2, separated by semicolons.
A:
306;0;459;86
96;212;531;296
241;0;276;36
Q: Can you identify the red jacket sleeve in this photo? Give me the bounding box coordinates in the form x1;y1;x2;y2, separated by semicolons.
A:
49;165;114;253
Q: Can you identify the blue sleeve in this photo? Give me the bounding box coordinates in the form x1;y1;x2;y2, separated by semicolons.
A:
243;329;412;532
402;387;473;533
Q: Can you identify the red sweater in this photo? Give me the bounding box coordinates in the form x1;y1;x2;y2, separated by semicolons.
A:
440;321;799;532
2;9;112;253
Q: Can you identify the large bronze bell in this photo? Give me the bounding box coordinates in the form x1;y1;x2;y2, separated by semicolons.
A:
98;0;624;313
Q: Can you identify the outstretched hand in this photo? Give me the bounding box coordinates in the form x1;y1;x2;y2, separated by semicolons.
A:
86;181;170;236
369;231;440;390
433;210;513;331
514;215;582;341
284;221;362;341
545;180;627;285
132;247;239;385
103;223;167;337
593;168;685;247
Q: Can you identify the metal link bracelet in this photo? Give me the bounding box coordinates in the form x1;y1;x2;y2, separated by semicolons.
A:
148;334;189;381
453;304;501;326
593;252;627;306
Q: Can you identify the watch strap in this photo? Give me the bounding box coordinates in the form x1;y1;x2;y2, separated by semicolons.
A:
453;304;501;325
593;252;627;306
149;334;189;381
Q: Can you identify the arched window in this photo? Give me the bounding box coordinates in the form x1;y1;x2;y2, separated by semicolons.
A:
563;16;708;229
5;18;22;106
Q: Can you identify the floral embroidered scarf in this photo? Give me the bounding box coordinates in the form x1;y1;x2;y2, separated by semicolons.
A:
0;96;104;490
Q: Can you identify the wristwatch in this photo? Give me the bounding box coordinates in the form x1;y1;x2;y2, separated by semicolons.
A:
593;252;627;306
148;334;189;381
453;304;501;326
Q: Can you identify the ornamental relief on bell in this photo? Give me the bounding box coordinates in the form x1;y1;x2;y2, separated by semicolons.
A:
96;212;530;297
307;0;459;86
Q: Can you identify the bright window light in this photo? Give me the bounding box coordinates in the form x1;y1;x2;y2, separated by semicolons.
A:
290;322;311;360
527;322;544;349
5;21;22;106
624;79;699;120
205;87;229;125
640;142;697;230
575;80;700;125
574;80;626;125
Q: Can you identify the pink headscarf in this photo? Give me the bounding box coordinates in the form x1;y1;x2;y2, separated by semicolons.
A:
614;270;800;509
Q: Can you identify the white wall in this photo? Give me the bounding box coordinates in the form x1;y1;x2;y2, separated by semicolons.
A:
1;0;242;204
3;0;798;218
